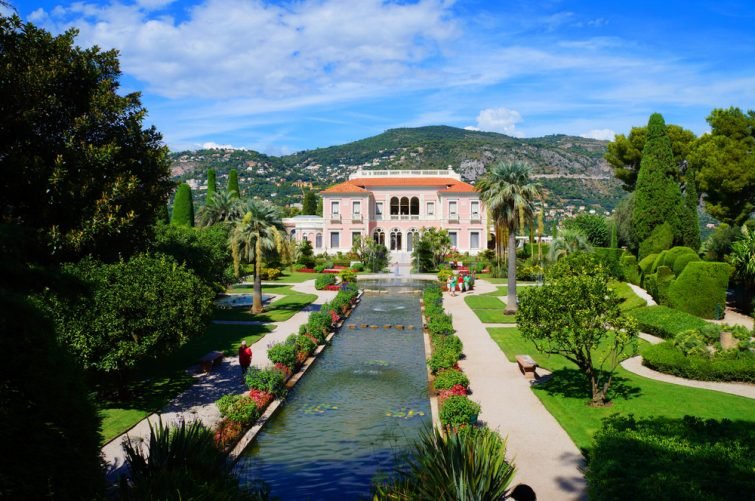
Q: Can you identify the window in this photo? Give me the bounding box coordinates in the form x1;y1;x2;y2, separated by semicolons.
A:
376;202;384;219
373;228;385;245
390;197;399;215
407;229;419;252
471;201;480;218
449;231;458;248
352;232;361;247
470;231;480;249
449;201;458;218
390;228;402;251
331;201;340;216
315;233;322;249
352;201;361;217
290;229;296;238
330;231;340;248
410;197;419;215
426;202;435;216
400;197;409;215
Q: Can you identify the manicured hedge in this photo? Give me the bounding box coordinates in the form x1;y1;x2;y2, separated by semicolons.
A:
638;253;657;275
593;247;624;278
586;415;755;500
638;222;673;261
314;273;336;290
672;253;701;276
660;246;698;274
620;255;640;285
628;306;709;339
667;262;732;319
642;341;755;383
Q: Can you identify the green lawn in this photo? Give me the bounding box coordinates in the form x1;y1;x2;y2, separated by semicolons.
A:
212;291;317;323
609;280;647;312
480;285;534;297
487;327;755;451
273;270;319;283
477;275;536;285
465;296;517;323
99;323;269;443
226;283;301;295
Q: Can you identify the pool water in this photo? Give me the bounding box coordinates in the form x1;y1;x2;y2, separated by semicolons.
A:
234;287;430;500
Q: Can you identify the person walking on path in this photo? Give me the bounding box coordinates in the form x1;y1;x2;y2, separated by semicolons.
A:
450;275;458;296
238;340;252;378
463;273;471;293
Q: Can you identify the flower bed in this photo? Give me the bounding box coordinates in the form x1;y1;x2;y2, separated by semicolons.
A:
213;284;361;453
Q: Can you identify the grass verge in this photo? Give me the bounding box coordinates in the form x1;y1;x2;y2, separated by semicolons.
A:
464;295;517;323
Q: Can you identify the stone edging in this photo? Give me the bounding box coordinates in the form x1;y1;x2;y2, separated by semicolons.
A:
420;298;441;429
227;291;364;462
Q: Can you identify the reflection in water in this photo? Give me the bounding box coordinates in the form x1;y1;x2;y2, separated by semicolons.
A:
234;287;429;501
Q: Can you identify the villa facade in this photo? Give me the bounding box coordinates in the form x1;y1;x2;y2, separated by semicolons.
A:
283;169;489;256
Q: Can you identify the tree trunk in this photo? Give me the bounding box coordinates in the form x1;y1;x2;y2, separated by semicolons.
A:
505;230;517;314
252;235;264;314
587;366;608;406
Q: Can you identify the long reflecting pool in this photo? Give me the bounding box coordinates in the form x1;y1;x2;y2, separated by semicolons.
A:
235;280;430;500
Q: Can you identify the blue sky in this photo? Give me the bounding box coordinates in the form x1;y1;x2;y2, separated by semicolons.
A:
7;0;755;154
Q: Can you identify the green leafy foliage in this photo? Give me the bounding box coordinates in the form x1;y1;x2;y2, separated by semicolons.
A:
586;415;755;501
46;254;214;387
373;426;514;500
215;394;259;424
314;273;336;290
227;168;240;198
638;253;657;275
245;367;287;398
433;369;470;391
206;168;217;203
0;16;172;262
592;247;624;278
667;262;732;318
643;340;755;383
680;167;701;249
302;190;318;215
638;222;674;260
564;213;609;246
620;255;641;285
632;114;685;251
171;183;195;227
267;342;298;371
296;238;315;268
439;396;481;427
628;306;709;339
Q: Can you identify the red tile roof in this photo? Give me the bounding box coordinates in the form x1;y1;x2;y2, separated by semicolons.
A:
321;177;477;194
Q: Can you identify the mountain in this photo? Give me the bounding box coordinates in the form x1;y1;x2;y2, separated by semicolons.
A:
170;125;624;212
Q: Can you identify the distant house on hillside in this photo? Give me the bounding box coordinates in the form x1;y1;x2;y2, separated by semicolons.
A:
282;168;489;256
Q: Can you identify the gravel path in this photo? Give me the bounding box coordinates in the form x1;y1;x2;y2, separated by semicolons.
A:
627;283;657;306
101;282;335;483
446;280;586;500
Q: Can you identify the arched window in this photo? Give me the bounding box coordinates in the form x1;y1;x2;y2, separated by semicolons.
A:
290;229;297;238
315;233;322;249
400;197;409;215
303;233;310;241
410;197;419;215
373;228;385;246
390;197;399;215
406;228;420;252
390;228;402;251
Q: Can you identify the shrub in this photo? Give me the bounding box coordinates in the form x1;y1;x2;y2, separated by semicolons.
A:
214;418;243;451
306;311;331;342
593;247;624;278
227;168;240;197
673;330;709;357
438;384;469;406
439;396;481;427
667;262;732;318
245;367;287;397
437;268;453;283
638;222;674;260
586;415;755;501
660;246;699;273
638;253;657;275
564;213;610;246
628;306;709;339
292;333;316;356
259;267;281;280
351;262;364;272
293;263;306;271
339;268;357;283
672;253;701;276
314;273;336;290
267;342;298;371
314;261;334;273
620;255;641;285
427;312;454;337
170;183;195;227
655;265;674;305
433;369;469;392
248;389;274;411
428;335;463;373
215;394;259;424
642;341;755;382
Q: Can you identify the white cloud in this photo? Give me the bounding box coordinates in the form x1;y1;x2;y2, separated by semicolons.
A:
580;129;616;141
200;141;246;150
35;0;457;100
467;107;523;136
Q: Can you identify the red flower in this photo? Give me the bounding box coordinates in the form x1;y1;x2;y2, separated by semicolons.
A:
248;389;273;410
274;362;292;378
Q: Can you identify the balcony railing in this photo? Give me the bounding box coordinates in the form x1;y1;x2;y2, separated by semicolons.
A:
330;214;341;223
448;214;459;222
351;215;363;223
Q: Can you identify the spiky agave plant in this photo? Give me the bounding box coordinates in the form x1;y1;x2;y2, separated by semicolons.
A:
374;426;515;500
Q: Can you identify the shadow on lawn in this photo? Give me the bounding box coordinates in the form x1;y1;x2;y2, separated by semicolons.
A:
536;368;642;402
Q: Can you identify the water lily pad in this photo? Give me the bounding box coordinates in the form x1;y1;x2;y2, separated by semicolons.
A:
385;407;426;419
366;360;389;367
302;402;340;415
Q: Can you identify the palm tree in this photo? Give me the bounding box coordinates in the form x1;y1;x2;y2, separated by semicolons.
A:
198;189;244;227
548;227;592;261
230;200;285;313
477;162;542;313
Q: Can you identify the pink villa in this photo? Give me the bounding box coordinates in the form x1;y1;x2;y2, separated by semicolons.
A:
283;169;489;258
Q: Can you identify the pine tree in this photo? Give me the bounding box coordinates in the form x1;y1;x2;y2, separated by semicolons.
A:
631;113;684;248
171;183;194;227
681;166;701;249
227;169;240;198
206;169;217;204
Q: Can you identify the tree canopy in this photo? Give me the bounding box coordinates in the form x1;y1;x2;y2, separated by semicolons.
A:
0;15;172;262
302;190;318;215
171;183;195;227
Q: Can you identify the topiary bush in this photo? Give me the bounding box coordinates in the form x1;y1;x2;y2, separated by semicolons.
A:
660;246;699;273
655;265;674;305
628;306;709;339
667;262;732;318
439;396;481;427
638;222;674;261
314;273;336;290
433;369;470;392
672;252;701;276
638;253;657;276
620;255;641;285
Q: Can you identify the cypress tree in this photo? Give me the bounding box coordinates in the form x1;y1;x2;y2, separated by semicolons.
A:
681;167;701;249
610;219;618;248
206;169;217;204
302;190;317;215
227;169;240;198
171;183;194;227
631;113;684;247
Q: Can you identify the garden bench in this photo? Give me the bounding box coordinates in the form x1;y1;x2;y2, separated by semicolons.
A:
515;355;538;379
199;351;224;373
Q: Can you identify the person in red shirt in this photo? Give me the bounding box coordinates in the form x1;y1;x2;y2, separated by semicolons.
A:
238;339;252;378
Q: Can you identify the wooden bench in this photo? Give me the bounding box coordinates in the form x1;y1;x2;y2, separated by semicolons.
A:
199;351;224;373
515;355;538;379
